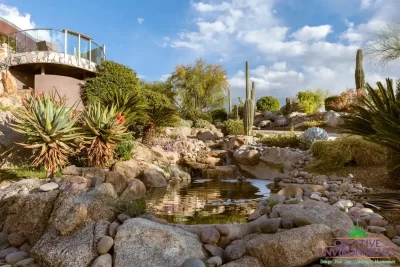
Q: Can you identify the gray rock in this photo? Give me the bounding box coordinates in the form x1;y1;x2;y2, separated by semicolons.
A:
182;258;206;267
206;256;223;267
233;147;260;166
108;222;120;238
258;220;279;234
200;228;220;245
141;167;168;188
273;199;354;232
92;253;112;267
30;221;109;267
219;256;262;267
114;218;206;267
0;232;8;246
0;247;19;259
281;218;294;229
246;224;333;267
19;244;31;253
117;214;131;223
62;165;82;176
15;258;34;266
396;225;400;236
120;179;146;200
112;160;141;180
105;171;126;194
39;182;59;192
203;244;224;259
91;176;104;187
224;242;246;261
5;251;28;264
82;167;105;180
97;236;114;255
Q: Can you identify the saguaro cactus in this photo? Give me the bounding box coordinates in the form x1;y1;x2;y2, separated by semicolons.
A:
233;105;239;120
355;49;365;90
228;88;232;115
245;61;250;99
243;98;254;135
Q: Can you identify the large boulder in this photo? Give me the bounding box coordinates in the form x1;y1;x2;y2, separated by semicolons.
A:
220;256;262;267
273;199;354;232
114;218;206;267
260;147;305;172
233;147;260;166
141;166;168;187
151;145;179;164
202;165;240;179
246;224;333;267
324;110;344;127
112;160;141;180
239;162;292;180
120;179;146;200
3;190;59;245
164;126;192;140
197;130;224;142
31;221;109;267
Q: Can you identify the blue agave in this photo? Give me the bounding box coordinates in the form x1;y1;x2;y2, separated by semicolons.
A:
302;127;328;148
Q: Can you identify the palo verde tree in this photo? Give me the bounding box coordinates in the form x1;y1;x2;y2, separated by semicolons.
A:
169;59;229;120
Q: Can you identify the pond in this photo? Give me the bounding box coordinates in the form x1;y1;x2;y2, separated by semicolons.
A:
145;178;275;225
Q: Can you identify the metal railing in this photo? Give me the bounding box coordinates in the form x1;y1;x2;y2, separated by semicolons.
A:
7;28;106;66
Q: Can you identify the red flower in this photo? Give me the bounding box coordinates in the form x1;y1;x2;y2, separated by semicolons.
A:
118;116;126;125
117;112;122;119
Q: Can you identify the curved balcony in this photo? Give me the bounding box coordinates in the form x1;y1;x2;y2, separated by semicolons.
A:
6;28;105;72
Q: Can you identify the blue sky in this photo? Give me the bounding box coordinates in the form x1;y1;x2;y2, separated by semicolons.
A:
2;0;400;104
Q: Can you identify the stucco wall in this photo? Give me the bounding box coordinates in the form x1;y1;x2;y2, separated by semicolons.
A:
34;74;83;108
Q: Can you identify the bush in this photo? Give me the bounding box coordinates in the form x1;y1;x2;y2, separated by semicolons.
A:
325;89;365;112
182;109;212;123
115;132;136;161
324;96;340;111
224;119;244;135
211;108;228;123
297;91;317;114
194;119;211;128
308;136;387;172
303;120;327;129
176;118;193;128
256;96;280;112
260;132;302;148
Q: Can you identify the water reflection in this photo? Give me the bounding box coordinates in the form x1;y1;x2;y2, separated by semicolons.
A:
145;178;273;224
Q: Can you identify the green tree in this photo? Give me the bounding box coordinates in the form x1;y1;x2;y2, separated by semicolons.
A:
256;96;280;112
366;22;400;65
141;80;176;104
170;59;229;117
80;60;141;105
297;91;317;114
313;89;329;110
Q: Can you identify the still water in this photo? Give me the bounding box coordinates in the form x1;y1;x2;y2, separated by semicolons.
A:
145;178;273;224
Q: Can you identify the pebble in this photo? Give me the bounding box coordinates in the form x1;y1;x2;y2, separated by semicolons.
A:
19;244;31;253
281;217;294;229
385;227;398;239
5;251;28;264
182;258;206;267
92;253;112;267
39;182;59;192
310;194;321;201
200;228;221;245
204;244;224;259
369;218;388;227
0;247;19;259
15;258;34;266
8;233;26;247
117;214;131;223
392;237;400;246
206;256;222;267
108;221;120;238
97;236;114;254
367;226;386;234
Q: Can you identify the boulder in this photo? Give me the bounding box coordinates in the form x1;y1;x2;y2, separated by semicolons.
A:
200;228;220;245
3;190;58;244
82;167;105;180
197;130;223;142
246;224;333;267
324;110;344;127
151;145;180;164
258;120;271;128
277;185;304;197
169;165;191;181
233;147;260;166
61;165;82;176
273;199;354;232
202;166;240;179
239;162;291;180
141;167;168;187
113;218;206;267
31;221;109;267
120;179;146;200
164;126;192;140
220;256;262;267
260;147;304;172
92;253;112;267
112;160;141;180
105;171;127;194
196;155;223;165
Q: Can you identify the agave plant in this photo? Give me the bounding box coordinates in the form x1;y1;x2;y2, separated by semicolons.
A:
81;102;128;168
10;91;82;177
341;78;400;186
302;127;329;148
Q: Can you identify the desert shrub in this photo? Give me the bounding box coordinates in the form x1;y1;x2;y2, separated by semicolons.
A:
194;119;211;128
256;96;280;112
324;96;340;111
211;108;228;123
303;120;327;129
297;91;317;114
308;136;387;172
182;109;212;123
224;119;244;135
176;119;193;128
115;132;136;161
260;132;302;148
114;198;147;218
325;89;365;112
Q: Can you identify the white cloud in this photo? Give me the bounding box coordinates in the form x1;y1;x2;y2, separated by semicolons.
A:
0;4;35;30
272;62;286;71
361;0;374;9
192;1;231;12
291;25;332;42
160;74;171;81
137;18;144;24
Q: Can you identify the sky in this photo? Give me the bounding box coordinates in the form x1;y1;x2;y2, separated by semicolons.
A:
2;0;400;105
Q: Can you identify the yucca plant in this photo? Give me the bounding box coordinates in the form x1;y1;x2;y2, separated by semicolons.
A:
341;78;400;187
10;91;82;177
81;102;128;168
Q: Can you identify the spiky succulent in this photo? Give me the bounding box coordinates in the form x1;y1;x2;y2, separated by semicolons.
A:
302;127;329;148
10;91;82;176
81;102;128;168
